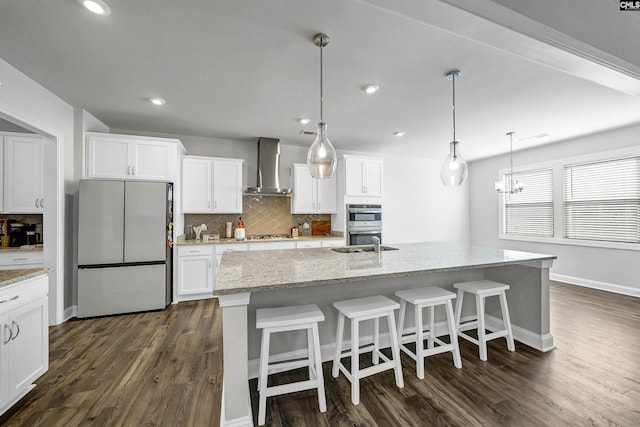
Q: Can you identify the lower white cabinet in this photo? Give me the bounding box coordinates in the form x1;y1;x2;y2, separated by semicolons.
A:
0;273;49;416
296;240;323;249
177;245;214;299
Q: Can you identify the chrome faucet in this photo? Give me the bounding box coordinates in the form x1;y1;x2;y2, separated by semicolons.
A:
371;236;381;253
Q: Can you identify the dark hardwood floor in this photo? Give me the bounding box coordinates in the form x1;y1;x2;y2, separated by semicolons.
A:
2;282;639;426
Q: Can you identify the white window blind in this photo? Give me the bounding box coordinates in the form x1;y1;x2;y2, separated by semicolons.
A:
504;168;554;237
564;156;640;243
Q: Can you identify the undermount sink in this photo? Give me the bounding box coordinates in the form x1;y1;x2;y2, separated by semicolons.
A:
331;245;399;253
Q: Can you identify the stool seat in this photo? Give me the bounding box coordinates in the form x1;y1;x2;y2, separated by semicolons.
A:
453;280;515;361
454;279;510;295
257;304;325;328
256;304;326;426
396;286;456;305
396;286;462;379
333;295;400;318
332;295;404;405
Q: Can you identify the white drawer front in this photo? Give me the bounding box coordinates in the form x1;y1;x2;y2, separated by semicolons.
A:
214;243;249;255
296;241;323;249
0;251;44;267
177;245;214;257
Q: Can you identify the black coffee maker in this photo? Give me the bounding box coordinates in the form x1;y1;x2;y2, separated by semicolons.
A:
26;224;40;245
9;223;27;246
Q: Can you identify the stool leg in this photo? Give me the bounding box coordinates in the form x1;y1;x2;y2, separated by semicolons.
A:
351;318;360;405
427;305;435;349
387;311;404;388
332;313;345;378
415;303;424;379
307;327;315;379
258;329;271;426
454;288;464;331
445;299;462;369
476;294;487;361
373;317;380;365
397;299;407;346
311;322;327;412
499;291;516;352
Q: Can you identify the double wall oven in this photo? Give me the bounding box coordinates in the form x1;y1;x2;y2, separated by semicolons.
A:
347;204;382;245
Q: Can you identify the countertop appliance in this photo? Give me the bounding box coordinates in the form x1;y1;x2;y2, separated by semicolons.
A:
347;204;382;245
77;180;173;317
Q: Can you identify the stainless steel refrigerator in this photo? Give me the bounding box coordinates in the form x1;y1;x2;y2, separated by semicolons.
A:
77;180;173;317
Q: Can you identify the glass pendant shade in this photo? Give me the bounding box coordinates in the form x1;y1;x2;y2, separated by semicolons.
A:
440;141;468;186
307;121;337;179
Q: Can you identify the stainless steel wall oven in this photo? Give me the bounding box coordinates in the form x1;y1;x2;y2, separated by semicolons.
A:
347;204;382;245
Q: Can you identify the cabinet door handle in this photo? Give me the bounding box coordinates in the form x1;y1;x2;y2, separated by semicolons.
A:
13;258;28;261
12;321;20;341
214;201;217;209
36;198;40;208
208;260;211;268
3;324;12;344
41;198;44;208
127;166;131;175
132;166;136;175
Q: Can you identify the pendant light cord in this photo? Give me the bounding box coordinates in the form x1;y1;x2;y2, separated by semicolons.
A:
320;40;324;123
451;73;457;158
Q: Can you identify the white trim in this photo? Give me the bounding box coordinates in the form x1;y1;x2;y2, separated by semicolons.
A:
63;305;77;322
550;273;640;298
218;292;251;307
220;383;254;427
485;315;554;352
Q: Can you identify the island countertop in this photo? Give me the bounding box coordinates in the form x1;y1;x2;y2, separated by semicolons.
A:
0;268;50;289
214;241;556;295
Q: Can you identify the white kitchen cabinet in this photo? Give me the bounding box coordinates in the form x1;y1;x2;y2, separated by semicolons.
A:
249;241;296;251
181;156;243;214
296;240;323;249
321;239;346;248
291;163;337;214
214;243;248;270
85;132;179;181
177;245;214;299
343;155;383;197
0;274;48;416
3;135;44;213
0;251;44;270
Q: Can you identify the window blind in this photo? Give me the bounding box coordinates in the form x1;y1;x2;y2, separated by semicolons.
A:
504;168;554;237
564;156;640;243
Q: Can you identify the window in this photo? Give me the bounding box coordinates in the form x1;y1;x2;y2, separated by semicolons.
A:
498;145;640;250
504;169;554;237
564;156;640;243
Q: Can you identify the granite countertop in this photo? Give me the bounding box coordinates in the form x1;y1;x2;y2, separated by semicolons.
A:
214;241;557;295
0;268;50;289
178;234;344;246
0;245;44;252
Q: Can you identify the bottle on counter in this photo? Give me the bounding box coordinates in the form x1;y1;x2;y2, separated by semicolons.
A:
234;216;246;241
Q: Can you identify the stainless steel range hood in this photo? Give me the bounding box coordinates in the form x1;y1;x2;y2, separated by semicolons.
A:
245;137;292;195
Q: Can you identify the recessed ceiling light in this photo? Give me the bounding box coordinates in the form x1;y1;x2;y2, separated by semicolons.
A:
81;0;111;16
299;118;311;125
149;97;166;106
363;84;380;94
393;131;406;137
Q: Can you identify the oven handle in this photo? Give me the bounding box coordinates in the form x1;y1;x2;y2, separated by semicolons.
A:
349;208;382;214
348;230;382;235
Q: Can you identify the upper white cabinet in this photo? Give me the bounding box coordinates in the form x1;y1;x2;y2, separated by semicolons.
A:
291;163;337;214
85;132;181;181
343;155;383;197
181;156;243;214
3;135;44;213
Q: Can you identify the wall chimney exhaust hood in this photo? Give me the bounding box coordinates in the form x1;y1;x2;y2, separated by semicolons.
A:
245;137;292;195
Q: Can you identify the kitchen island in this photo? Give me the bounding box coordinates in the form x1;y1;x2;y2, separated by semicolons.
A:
214;241;556;427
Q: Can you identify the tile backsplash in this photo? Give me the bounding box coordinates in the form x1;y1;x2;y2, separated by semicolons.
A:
185;195;331;237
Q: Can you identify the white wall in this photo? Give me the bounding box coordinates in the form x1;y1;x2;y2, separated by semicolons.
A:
0;57;74;324
469;123;640;294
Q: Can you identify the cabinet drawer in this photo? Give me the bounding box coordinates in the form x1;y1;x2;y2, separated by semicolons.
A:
214;243;248;255
0;251;44;267
177;245;214;257
322;239;346;248
249;241;296;251
0;274;47;313
296;241;323;249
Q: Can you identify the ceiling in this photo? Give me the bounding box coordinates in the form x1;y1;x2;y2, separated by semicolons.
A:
1;0;639;161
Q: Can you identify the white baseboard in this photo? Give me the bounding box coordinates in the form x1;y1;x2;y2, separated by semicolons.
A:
63;305;77;322
247;315;553;378
551;273;640;298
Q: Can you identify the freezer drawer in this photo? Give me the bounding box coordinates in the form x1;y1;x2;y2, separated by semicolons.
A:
78;264;166;317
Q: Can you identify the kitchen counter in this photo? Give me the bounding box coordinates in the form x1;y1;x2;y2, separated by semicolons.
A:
177;234;343;246
0;268;49;289
0;245;44;252
215;241;557;426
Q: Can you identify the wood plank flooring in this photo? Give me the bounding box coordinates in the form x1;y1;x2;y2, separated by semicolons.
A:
2;281;640;426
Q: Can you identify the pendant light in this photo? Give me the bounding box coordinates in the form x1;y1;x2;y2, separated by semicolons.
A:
440;70;468;186
495;132;524;193
307;33;337;179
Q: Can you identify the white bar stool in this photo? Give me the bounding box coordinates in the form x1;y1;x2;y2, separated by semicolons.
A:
332;295;404;405
256;304;326;426
453;280;515;361
395;287;462;379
